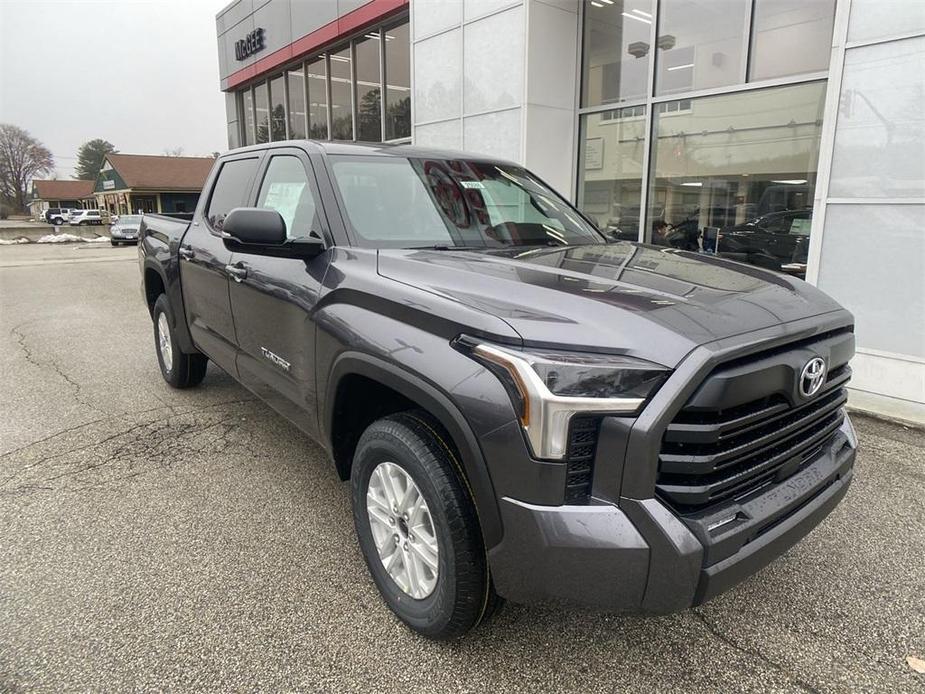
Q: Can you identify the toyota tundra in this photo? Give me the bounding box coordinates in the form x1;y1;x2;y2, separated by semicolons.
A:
138;141;857;639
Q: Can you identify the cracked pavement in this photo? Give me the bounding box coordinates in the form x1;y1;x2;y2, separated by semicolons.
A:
1;243;924;692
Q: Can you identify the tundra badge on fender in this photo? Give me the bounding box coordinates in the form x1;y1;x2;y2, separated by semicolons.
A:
261;347;290;372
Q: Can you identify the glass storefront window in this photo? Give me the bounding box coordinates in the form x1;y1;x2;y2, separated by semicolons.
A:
581;0;654;107
750;0;835;81
655;0;749;96
385;22;411;140
355;35;382;141
577;106;647;241
307;57;329;140
255;81;270;144
231;18;409;145
269;75;287;141
287;67;306;139
240;88;254;146
646;81;826;278
330;46;354;140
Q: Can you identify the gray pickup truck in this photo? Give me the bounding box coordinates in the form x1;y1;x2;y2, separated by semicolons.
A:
138;141;858;639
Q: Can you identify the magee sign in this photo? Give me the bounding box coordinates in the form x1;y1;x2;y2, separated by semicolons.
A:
235;27;265;61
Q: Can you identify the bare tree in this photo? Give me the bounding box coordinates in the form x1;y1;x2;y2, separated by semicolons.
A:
163;146;185;157
0;124;54;212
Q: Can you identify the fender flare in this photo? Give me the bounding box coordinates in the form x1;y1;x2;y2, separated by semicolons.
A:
324;352;504;550
142;257;197;354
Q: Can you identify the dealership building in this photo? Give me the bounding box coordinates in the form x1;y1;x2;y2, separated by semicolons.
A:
93;153;214;215
216;0;924;423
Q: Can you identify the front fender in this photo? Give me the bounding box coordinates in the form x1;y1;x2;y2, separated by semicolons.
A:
323;351;504;550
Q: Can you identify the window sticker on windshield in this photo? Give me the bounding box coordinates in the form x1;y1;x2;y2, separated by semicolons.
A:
460;181;485;189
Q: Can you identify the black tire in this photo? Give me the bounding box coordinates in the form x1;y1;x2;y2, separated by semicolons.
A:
111;240;118;246
352;411;501;639
152;294;208;388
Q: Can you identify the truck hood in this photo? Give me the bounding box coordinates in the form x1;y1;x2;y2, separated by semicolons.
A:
377;243;844;367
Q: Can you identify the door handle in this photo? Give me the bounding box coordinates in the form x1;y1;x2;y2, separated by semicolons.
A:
225;263;248;282
178;246;195;260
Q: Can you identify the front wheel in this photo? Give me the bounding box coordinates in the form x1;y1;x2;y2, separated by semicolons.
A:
152;294;208;388
352;411;501;639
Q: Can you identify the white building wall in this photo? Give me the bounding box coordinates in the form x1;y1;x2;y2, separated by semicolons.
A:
411;0;579;196
809;0;925;424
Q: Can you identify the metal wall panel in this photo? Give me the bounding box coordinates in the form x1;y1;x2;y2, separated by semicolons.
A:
289;0;340;44
216;0;254;35
253;0;295;57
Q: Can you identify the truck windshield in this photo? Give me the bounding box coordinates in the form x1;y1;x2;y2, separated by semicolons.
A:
330;155;605;249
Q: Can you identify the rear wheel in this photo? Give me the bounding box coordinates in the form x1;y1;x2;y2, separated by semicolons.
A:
152;294;207;388
352;411;501;639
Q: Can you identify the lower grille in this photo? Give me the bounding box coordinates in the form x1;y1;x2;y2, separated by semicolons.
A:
564;416;600;503
657;347;852;512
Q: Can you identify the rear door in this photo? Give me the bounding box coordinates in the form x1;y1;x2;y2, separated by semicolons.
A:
180;153;262;375
227;148;332;437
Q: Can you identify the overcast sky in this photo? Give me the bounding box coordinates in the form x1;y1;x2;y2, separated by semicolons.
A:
0;0;229;179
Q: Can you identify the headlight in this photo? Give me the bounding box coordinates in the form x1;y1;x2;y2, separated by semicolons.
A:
457;337;669;460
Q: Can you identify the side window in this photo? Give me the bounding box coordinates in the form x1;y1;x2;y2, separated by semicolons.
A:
206;157;260;231
256;155;317;239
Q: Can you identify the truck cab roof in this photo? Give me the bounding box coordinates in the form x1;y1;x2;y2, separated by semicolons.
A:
224;140;519;166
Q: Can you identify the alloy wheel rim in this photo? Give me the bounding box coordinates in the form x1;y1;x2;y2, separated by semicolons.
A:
366;461;439;599
157;313;173;372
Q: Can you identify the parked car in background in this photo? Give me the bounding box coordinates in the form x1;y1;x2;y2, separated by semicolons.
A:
110;214;143;246
46;208;76;225
719;209;812;277
68;209;104;226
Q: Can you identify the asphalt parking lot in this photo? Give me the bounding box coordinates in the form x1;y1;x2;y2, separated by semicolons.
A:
1;243;923;693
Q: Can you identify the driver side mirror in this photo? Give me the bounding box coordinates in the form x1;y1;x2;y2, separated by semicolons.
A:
222;207;325;259
223;207;286;245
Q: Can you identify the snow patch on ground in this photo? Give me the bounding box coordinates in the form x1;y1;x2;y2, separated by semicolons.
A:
35;234;109;244
0;237;30;245
36;233;85;243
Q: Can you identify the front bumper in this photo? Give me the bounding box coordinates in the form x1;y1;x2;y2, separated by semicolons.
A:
487;417;856;612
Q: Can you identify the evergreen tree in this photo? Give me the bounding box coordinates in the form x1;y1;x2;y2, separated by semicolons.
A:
75;139;116;180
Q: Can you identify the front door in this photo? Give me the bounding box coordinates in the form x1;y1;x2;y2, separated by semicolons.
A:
227;150;331;438
132;196;157;214
179;154;262;375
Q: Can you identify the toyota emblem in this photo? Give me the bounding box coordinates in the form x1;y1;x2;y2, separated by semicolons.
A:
799;357;827;398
